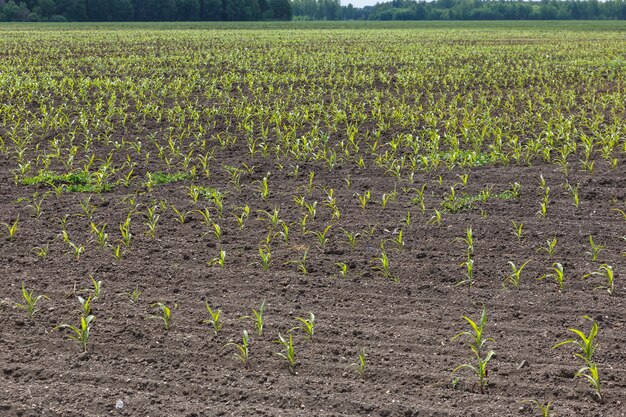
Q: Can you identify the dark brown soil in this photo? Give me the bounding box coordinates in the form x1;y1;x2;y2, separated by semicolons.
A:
1;152;625;417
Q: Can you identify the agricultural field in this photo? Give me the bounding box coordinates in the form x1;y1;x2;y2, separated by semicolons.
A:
0;21;625;416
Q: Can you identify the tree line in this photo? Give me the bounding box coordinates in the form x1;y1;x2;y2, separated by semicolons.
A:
362;0;626;21
0;0;625;22
0;0;292;21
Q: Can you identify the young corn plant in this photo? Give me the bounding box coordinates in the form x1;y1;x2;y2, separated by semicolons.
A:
128;287;142;303
456;255;475;288
241;301;266;336
356;190;371;211
349;348;367;380
456;226;474;256
428;209;443;226
258;246;272;271
119;216;132;247
586;235;604;262
78;295;92;317
308;225;332;248
372;243;397;282
521;400;553;417
223;329;251;369
256;173;270;201
32;244;49;258
54;315;95;353
539;262;565;291
208;249;226;268
3;215;19;241
511;220;523;241
537;237;557;259
149;302;172;332
275;333;297;375
15;282;48;319
293;312;315;340
144;205;159;238
90;222;108;246
553;316;602;403
88;275;103;300
170;205;191;225
284;250;308;275
341;228;360;249
234;205;250;229
567;182;580;207
204;302;224;334
451;306;495;394
502;260;531;289
583;264;615;296
336;261;348;278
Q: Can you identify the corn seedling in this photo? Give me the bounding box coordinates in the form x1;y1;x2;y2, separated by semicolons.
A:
521;400;553;417
3;216;19;241
511;220;523;241
336;261;348;277
293;312;315;340
223;330;251;369
257;173;270;200
144;205;159;237
204;302;224;334
170;205;191;224
553;316;602;402
308;225;332;248
538;237;557;259
611;208;626;220
583;264;615;295
112;243;123;260
350;348;367;379
32;244;49;258
88;275;103;300
234;205;249;229
209;249;226;267
274;221;290;243
149;302;172;332
567;182;580;207
456;226;474;256
241;300;266;336
258;207;281;229
119;216;132;247
393;229;405;250
456;255;475;288
79;195;96;218
275;333;297;375
78;295;92;317
341;228;360;249
356;190;371;210
128;287;141;303
90;222;108;246
539;262;565;291
54;315;95;352
15;282;48;319
502;260;531;289
428;209;443;226
258;246;272;271
285;250;308;275
27;195;44;218
373;243;397;282
586;235;604;262
451;306;495;393
67;240;85;260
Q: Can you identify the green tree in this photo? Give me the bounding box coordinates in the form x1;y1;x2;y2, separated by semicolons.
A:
269;0;291;19
177;0;200;19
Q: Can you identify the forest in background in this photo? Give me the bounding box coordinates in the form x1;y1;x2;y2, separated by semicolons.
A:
0;0;625;22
